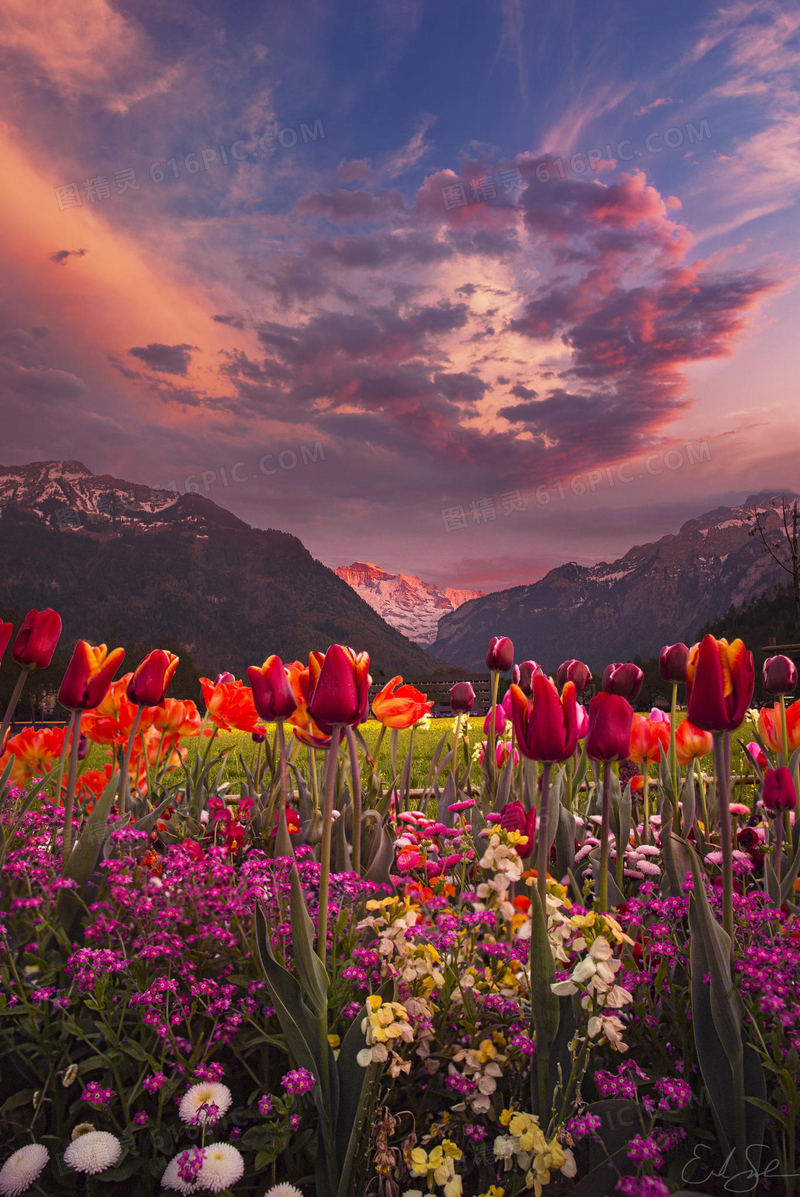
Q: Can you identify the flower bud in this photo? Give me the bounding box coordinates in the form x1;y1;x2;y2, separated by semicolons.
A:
762;654;797;696
556;659;592;694
762;766;797;812
659;643;689;684
601;662;644;701
512;660;541;696
485;636;514;672
449;682;475;713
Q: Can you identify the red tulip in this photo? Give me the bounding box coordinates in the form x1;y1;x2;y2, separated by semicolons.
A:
11;608;62;669
449;681;475;714
127;650;179;707
508;674;579;762
0;622;13;664
306;644;370;729
247;656;298;721
762;766;797;812
499;800;536;858
686;635;754;732
586;692;635;761
659;643;689;684
763;655;797;696
58;642;126;710
486;636;514;672
556;659;592;694
601;662;644;701
512;660;541;696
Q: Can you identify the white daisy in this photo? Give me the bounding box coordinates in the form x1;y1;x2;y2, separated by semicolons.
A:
63;1130;121;1175
196;1144;244;1193
178;1082;233;1126
262;1185;305;1197
0;1144;49;1196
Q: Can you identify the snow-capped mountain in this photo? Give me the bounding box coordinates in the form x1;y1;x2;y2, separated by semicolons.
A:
0;461;445;678
335;561;485;646
432;494;797;670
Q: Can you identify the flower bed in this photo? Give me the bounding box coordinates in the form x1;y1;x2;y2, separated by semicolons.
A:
1;615;799;1195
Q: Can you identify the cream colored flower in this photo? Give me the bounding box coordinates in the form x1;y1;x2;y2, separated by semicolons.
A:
63;1131;121;1175
0;1144;49;1196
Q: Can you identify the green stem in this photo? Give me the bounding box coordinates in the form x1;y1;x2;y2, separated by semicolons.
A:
713;731;735;946
118;707;144;819
0;668;29;753
316;725;342;966
536;762;553;909
488;670;500;795
60;711;82;871
599;761;611;912
345;725;362;874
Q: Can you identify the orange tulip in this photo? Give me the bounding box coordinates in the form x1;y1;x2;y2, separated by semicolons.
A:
758;699;800;755
372;676;433;729
675;719;713;765
629;715;671;763
152;698;202;739
200;676;260;733
0;725;68;785
82;675;157;745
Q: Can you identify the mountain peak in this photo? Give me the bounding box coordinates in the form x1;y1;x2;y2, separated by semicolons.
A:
336;560;485;645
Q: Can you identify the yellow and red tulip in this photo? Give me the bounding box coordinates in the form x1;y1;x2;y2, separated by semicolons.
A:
685;634;754;732
57;642;126;711
306;644;370;730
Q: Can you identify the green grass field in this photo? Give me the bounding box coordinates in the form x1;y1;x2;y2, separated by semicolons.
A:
84;714;760;800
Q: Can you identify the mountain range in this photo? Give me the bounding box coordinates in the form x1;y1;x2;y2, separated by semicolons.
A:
334;561;484;646
432;494;794;671
0;461;448;681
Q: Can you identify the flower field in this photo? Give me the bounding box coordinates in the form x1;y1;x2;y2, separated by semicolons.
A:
1;616;799;1197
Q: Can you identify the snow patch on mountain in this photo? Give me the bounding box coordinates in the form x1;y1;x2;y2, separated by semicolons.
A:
335;561;485;646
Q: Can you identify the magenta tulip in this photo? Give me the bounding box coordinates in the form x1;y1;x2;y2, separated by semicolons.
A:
512;660;541;696
483;704;507;735
508;674;579;762
11;608;62;670
0;622;13;664
601;662;644;701
449;681;475;714
247;656;298;721
763;655;797;696
556;659;592;694
762;766;797;812
486;636;514;672
499;800;537;858
586;692;635;761
307;644;370;729
659;643;689;684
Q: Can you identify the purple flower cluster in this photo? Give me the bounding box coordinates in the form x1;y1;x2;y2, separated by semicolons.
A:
281;1068;316;1095
82;1081;114;1109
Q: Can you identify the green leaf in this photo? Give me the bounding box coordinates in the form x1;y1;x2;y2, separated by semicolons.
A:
63;771;121;890
528;886;559;1117
334;981;393;1197
289;865;329;1017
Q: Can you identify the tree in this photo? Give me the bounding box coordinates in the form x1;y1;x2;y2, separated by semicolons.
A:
747;497;800;634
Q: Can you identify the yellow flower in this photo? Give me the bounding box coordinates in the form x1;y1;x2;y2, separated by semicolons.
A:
499;1108;513;1127
327;1034;340;1048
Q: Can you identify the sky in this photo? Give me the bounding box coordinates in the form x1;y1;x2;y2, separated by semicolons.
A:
1;0;799;592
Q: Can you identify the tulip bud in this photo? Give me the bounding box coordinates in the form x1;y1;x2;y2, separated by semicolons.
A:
483;704;506;735
215;671;235;686
251;727;267;743
77;735;90;760
556;659;592;694
512;660;541;696
586;692;634;761
601;662;644;701
745;741;767;771
449;681;475;713
0;622;13;664
763;654;797;696
486;636;514;672
659;643;689;684
127;650;179;707
762;766;797;812
11;608;62;670
576;703;589;739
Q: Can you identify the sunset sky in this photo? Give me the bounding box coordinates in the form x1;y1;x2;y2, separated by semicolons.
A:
1;0;798;591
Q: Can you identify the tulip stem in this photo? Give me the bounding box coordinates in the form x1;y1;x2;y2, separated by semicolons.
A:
536;762;553;909
0;667;29;754
345;726;362;875
488;670;500;795
277;719;288;819
599;761;611;912
61;711;81;871
118;708;143;820
712;731;735;946
780;695;789;767
317;725;342;966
